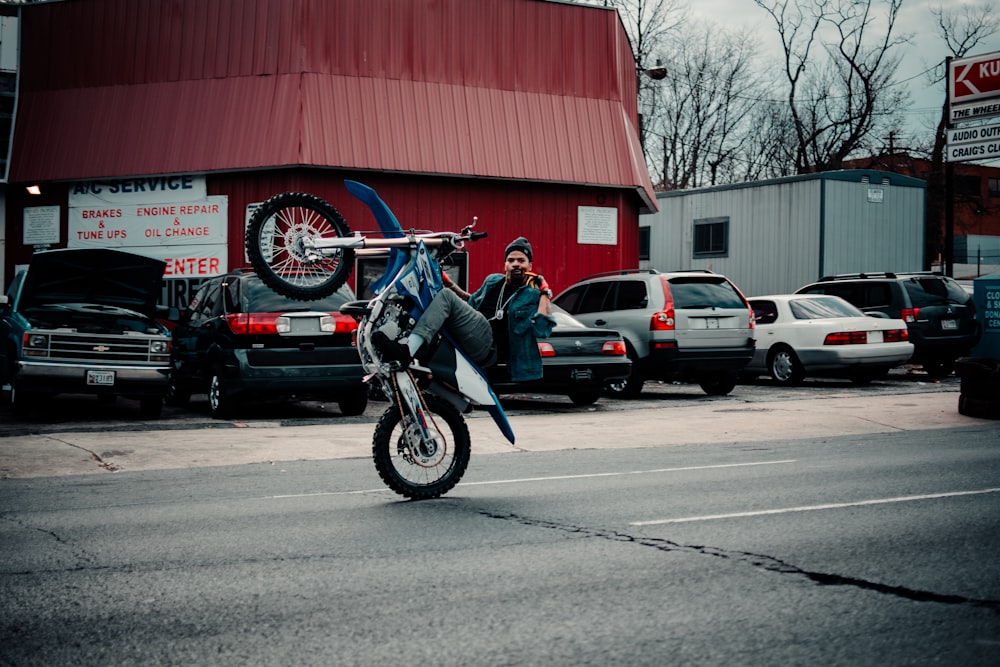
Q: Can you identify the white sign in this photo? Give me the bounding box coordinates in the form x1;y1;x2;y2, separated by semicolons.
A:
946;122;1000;146
68;174;207;207
947;138;1000;163
577;206;618;246
68;195;229;278
22;206;61;246
950;98;1000;124
867;187;884;204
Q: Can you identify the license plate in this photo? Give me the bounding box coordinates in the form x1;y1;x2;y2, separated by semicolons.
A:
571;368;593;380
704;317;719;329
86;370;116;386
868;331;883;343
941;319;957;330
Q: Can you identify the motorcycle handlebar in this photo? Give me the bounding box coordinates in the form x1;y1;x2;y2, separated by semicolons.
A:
469;231;488;241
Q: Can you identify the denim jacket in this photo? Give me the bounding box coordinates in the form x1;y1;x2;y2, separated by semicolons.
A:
470;274;555;382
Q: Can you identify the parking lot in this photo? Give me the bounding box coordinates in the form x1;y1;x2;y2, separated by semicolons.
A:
0;364;960;438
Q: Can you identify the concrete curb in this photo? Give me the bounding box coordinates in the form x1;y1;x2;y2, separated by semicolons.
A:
0;390;983;479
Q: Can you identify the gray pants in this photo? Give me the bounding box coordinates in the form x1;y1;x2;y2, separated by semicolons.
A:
411;288;495;366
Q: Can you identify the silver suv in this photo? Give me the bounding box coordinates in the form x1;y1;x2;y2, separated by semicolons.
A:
553;270;755;396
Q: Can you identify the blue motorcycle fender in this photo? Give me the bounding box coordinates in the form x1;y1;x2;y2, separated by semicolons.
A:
426;337;516;445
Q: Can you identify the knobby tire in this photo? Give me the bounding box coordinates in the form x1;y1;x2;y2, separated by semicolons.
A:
372;393;471;500
245;192;355;300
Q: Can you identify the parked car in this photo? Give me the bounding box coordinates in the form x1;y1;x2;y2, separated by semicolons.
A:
553;269;755;397
794;272;980;376
168;270;367;418
485;304;631;405
745;294;913;385
0;248;172;418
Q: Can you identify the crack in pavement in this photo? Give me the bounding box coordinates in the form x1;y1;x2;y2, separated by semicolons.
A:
46;435;122;472
480;510;1000;613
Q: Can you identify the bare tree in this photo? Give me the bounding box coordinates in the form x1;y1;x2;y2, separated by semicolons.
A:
753;0;909;173
646;25;767;189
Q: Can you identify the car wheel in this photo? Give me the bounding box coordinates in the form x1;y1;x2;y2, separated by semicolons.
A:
568;389;601;406
923;358;956;378
768;346;804;386
209;372;235;419
605;350;644;399
698;372;738;396
164;376;192;407
138;396;163;419
337;390;369;416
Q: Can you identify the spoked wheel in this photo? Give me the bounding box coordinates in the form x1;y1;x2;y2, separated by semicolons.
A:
245;192;355;300
372;394;471;500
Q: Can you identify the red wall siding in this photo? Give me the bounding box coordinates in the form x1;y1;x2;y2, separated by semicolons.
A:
209;170;638;296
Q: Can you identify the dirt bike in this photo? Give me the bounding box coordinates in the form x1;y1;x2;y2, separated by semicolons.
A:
245;180;514;499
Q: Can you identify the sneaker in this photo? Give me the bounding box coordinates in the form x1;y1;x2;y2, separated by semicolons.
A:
371;330;412;368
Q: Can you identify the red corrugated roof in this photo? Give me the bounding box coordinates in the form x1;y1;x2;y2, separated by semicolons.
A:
9;0;656;209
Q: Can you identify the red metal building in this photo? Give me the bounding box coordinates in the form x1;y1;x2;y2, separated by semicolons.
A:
3;0;656;307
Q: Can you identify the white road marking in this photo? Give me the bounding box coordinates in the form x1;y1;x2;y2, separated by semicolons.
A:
267;459;797;499
630;487;1000;526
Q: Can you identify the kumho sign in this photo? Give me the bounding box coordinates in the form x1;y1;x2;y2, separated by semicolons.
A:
950;50;1000;105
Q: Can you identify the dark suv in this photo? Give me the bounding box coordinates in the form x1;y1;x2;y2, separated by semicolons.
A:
169;270;367;418
553;269;755;397
795;272;980;376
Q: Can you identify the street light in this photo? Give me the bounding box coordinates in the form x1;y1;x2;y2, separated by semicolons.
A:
641;66;667;80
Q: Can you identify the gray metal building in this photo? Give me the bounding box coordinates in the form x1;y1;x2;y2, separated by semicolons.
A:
640;170;926;297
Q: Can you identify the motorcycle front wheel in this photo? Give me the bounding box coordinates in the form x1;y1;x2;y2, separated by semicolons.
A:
372;394;471;500
245;192;355;300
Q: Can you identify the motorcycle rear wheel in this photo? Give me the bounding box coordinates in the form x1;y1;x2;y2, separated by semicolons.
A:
372;394;471;500
245;191;355;300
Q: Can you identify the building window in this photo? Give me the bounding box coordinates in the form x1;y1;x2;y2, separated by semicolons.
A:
989;178;1000;198
639;227;650;260
955;175;980;198
693;217;729;258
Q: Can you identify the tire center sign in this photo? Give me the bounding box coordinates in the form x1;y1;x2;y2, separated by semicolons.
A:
68;175;228;279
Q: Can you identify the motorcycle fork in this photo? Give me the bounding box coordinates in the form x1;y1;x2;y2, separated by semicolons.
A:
390;370;442;456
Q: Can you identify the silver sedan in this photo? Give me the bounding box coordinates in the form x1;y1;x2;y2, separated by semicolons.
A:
746;294;914;385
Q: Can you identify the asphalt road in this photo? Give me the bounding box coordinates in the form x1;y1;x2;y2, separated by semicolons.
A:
1;426;998;666
1;368;999;666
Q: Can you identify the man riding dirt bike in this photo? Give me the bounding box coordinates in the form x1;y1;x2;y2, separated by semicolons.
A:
245;180;552;500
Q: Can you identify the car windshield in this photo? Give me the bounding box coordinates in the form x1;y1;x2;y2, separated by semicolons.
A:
902;277;969;307
789;296;864;319
240;278;355;312
668;277;746;309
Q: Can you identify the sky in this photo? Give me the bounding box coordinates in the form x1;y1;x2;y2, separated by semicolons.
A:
684;0;1000;160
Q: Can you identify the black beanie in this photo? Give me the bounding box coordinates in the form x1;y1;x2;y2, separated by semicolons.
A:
504;237;532;262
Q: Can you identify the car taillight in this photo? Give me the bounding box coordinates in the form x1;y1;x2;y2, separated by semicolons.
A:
225;313;279;334
225;312;357;335
900;307;918;323
537;342;556;357
824;331;868;345
333;313;359;334
602;341;627;356
651;276;675;331
883;329;908;342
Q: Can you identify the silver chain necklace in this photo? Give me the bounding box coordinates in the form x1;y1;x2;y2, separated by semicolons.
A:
493;282;517;320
